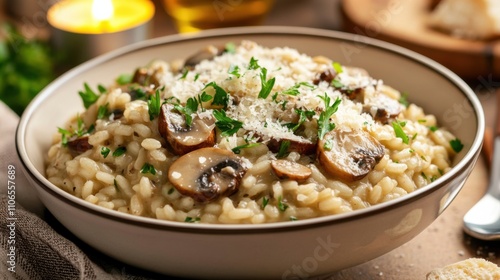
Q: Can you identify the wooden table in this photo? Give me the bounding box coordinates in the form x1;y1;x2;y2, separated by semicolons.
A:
2;0;499;278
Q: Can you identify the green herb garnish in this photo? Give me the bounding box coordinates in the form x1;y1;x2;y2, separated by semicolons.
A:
317;93;341;139
262;197;269;209
147;88;162;120
392;120;409;144
429;126;438;132
101;147;110;158
204;82;229;108
258;67;276;99
97;103;109;119
399;92;409;107
78;83;100;109
248;57;260;70
116;73;132;85
232;143;260;154
213;109;243;136
332;62;343;74
57;115;89;146
184;216;200;223
179;68;189;80
277;140;291;158
225;42;236;54
281;82;314;96
112;146;127;157
450;138;464;153
140;163;156;175
228;64;241;78
278;196;289;212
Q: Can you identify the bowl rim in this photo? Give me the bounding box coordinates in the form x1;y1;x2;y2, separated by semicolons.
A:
16;26;485;233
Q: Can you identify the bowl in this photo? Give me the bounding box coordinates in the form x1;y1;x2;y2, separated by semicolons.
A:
16;26;484;279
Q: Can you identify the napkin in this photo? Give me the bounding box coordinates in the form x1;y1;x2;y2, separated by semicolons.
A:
0;102;166;280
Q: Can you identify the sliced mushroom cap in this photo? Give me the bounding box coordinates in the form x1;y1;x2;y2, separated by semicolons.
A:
317;129;385;182
132;67;160;88
67;136;93;157
362;94;403;124
158;104;216;155
168;147;247;203
183;45;225;69
268;137;317;155
271;159;312;181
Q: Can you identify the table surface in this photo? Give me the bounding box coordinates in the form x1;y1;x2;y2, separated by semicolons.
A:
1;0;499;279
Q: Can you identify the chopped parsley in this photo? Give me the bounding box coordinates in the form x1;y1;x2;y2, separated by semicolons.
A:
140;163;156;175
203;82;229;108
101;147;110;158
421;172;428;181
323;139;333;151
184;216;200;223
232;143;260;154
399;92;409;107
317;93;341;139
179;68;189;80
147;88;162;120
112;146;127;157
113;179;120;192
278;196;289;212
225;42;236;54
286;108;315;132
262;197;269;209
330;79;344;89
58;115;89;146
97;103;109;119
277;140;291;158
228;64;241;78
429;126;438;132
392;120;409;144
116;73;133;85
332;62;343;74
450;138;464;153
258;66;276;99
213;109;243;136
281;82;315;96
248;57;260;70
78;83;100;109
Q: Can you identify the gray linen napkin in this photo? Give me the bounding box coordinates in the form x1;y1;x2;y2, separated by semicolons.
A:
0;102;169;280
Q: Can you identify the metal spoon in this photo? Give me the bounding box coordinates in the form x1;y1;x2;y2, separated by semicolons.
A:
463;90;500;240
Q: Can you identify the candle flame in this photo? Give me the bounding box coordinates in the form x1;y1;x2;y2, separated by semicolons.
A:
92;0;114;21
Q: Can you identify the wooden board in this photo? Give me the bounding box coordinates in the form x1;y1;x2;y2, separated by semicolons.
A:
341;0;500;80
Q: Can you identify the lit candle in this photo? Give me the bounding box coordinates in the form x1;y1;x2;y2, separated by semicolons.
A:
47;0;155;67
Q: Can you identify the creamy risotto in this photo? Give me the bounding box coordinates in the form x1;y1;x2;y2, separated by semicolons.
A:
45;41;463;224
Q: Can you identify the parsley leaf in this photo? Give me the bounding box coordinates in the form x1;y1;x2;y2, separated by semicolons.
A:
228;64;241;78
225;42;236;53
232;143;260;154
262;197;269;209
317;93;341;139
281;82;314;96
399;92;409;107
101;147;110;158
140;163;157;175
278;196;289;212
204;82;229;108
392;120;409;144
184;216;200;223
97;103;109;119
429;126;438;132
147;88;162;121
116;73;132;85
113;146;127;157
78;83;100;109
213;109;243;137
332;62;343;74
450;138;464;153
258;67;276;99
248;57;260;70
277;140;291;158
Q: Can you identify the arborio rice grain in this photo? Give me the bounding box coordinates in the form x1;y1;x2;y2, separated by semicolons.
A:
45;41;463;224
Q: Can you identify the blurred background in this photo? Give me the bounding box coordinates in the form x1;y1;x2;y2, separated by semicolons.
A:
0;0;342;115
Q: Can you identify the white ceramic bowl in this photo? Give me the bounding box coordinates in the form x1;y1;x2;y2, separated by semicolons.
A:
16;27;484;279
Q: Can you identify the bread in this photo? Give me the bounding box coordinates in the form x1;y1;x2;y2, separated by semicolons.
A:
426;258;500;279
428;0;500;39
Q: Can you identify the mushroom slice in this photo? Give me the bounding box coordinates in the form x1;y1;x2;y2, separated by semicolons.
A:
158;104;216;155
183;45;225;69
268;137;317;155
168;147;247;203
67;136;93;157
317;129;384;182
271;159;312;181
131;67;160;88
362;94;403;124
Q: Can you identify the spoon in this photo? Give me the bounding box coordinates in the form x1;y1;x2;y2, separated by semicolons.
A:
463;89;500;240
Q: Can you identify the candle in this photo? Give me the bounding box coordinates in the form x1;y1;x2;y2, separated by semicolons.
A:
47;0;155;67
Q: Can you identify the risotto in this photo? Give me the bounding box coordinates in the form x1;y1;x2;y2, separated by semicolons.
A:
45;41;463;224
